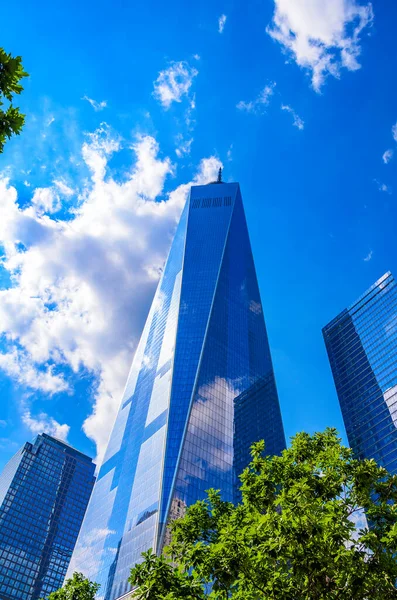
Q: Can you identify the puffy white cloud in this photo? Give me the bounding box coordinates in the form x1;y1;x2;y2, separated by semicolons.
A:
0;124;221;465
31;187;61;214
267;0;373;91
237;82;276;113
22;408;70;441
82;96;107;111
153;61;198;109
382;149;393;164
218;14;227;33
281;104;305;129
0;350;69;394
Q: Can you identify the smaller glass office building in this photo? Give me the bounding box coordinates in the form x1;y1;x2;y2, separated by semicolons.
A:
0;433;95;600
323;272;397;474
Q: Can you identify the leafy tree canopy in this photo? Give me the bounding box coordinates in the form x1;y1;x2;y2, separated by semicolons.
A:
44;572;100;600
129;428;397;599
0;47;28;153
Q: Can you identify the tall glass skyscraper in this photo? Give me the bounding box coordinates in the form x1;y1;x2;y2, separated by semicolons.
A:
0;433;95;600
323;271;397;474
69;181;286;599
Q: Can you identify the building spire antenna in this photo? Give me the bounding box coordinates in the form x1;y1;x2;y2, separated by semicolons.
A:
208;166;223;184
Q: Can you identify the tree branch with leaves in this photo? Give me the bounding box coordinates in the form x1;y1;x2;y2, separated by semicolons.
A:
129;428;397;599
43;572;100;600
0;47;28;153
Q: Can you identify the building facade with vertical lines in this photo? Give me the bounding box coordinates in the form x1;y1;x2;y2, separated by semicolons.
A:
323;271;397;474
0;433;95;600
68;181;286;599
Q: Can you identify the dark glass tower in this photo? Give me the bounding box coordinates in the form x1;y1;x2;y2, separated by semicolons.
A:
69;182;285;599
0;433;95;600
323;272;397;473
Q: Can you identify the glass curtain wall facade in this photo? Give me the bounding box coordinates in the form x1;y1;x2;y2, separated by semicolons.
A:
0;433;95;600
323;272;397;474
68;182;286;600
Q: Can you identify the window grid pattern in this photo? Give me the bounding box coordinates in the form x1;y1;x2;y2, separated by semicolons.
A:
68;202;189;599
0;434;95;600
158;186;235;536
191;196;232;209
69;183;286;599
165;188;285;530
323;272;397;474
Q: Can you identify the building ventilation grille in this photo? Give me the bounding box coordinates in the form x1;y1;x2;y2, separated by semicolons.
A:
191;196;233;208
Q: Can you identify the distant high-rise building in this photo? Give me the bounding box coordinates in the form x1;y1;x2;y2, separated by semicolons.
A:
323;271;397;474
0;433;95;600
69;181;286;599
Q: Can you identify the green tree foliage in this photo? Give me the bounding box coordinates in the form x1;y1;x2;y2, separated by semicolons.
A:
0;47;28;153
44;572;100;599
129;428;397;599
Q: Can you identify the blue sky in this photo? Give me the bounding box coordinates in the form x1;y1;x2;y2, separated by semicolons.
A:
0;0;396;471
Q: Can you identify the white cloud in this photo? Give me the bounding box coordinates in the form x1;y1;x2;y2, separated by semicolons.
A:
237;82;276;113
218;14;227;33
22;409;70;441
153;61;198;109
267;0;374;91
382;149;393;164
0;124;222;465
363;249;373;262
175;137;193;158
0;350;69;394
281;104;305;129
373;179;391;194
193;54;201;61
392;122;397;142
184;94;197;131
0;420;7;427
21;180;74;216
31;187;61;214
53;179;75;197
82;96;107;111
